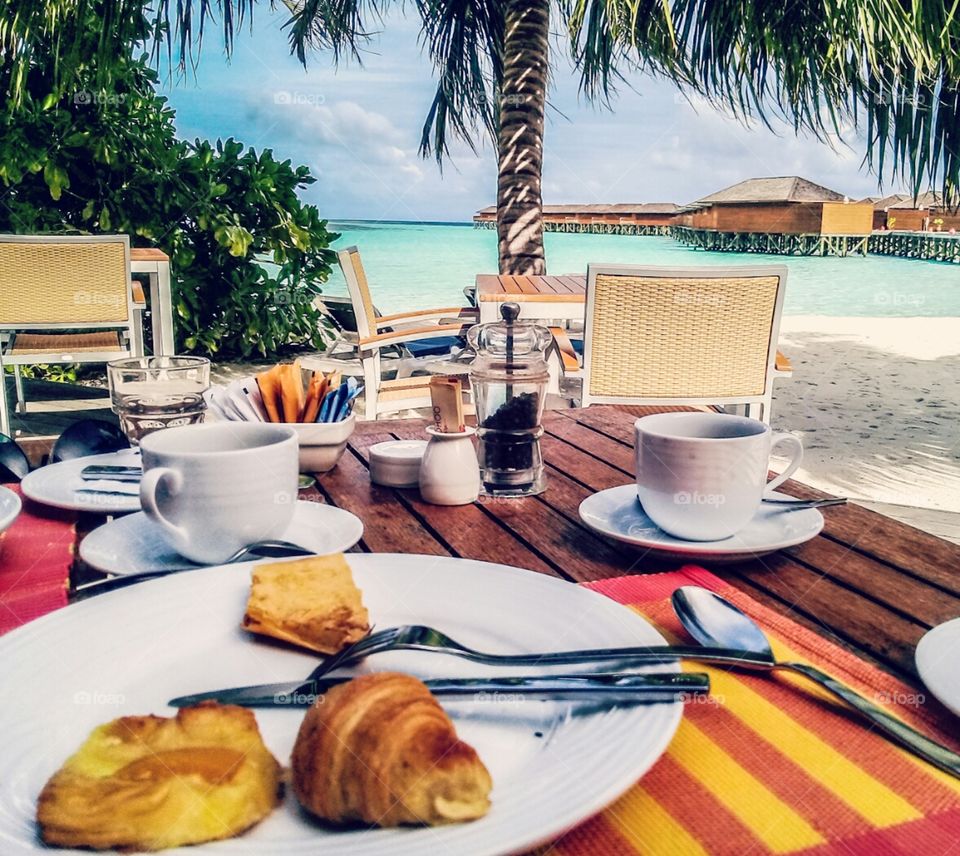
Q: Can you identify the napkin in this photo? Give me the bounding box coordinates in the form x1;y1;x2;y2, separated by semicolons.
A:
542;567;960;856
0;486;75;635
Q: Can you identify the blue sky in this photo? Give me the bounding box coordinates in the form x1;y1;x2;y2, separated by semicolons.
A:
162;8;893;222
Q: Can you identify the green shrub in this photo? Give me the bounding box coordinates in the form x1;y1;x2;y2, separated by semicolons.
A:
0;6;337;359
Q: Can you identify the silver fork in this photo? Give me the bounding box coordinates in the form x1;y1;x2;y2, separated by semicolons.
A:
303;624;773;683
73;540;313;599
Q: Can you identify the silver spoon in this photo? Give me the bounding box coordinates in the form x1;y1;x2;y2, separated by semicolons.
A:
73;540;314;599
672;585;960;778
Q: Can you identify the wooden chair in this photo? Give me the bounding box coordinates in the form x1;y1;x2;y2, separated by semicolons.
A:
323;246;476;419
0;234;146;434
578;264;792;422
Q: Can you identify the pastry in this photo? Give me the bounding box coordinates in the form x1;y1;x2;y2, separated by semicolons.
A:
242;554;370;654
37;703;282;851
291;672;492;826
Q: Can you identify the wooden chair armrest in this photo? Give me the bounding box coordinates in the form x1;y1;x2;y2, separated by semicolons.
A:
375;307;478;328
775;350;792;373
359;323;468;349
548;326;580;373
130;280;147;306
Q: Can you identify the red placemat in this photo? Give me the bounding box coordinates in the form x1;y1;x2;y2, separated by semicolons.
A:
542;567;960;855
0;485;76;635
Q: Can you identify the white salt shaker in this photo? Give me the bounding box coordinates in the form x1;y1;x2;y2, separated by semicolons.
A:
419;426;481;505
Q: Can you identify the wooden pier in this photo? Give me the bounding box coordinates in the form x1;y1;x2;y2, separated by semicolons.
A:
868;231;960;263
473;220;670;236
671;226;869;257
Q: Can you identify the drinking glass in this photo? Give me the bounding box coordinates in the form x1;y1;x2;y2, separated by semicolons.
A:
106;356;210;445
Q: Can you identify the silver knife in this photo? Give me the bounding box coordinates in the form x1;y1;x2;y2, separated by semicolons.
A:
80;465;142;483
169;671;709;708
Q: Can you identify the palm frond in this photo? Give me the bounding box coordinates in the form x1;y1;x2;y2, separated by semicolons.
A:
414;0;504;164
564;0;959;204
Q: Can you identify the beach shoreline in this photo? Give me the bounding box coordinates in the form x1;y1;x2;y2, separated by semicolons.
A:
771;315;960;542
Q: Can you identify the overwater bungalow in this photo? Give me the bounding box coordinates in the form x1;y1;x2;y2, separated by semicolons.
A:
682;176;874;236
885;193;960;232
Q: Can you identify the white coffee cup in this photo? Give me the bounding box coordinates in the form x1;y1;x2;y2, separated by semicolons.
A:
139;422;298;564
634;412;803;541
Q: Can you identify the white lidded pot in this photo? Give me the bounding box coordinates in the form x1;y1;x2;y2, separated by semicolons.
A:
419;426;481;505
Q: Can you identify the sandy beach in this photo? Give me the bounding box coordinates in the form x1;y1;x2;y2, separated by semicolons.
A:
771;316;960;542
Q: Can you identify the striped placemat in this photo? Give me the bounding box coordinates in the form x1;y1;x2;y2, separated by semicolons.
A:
0;485;75;635
544;566;960;855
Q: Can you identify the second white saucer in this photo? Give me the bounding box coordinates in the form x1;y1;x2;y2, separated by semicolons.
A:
579;484;823;562
79;499;364;574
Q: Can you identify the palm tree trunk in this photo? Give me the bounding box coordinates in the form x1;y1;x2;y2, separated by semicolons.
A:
496;0;549;276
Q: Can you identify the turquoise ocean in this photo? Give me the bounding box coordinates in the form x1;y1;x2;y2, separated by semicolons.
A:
324;221;960;317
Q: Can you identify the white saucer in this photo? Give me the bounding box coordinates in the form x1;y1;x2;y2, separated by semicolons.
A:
578;484;824;562
0;485;22;534
916;618;960;717
79;499;364;574
21;449;142;514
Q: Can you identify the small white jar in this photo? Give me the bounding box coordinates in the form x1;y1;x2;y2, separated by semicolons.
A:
419;426;481;505
369;440;427;488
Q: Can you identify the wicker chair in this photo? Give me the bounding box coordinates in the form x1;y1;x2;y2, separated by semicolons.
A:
309;246;476;419
579;264;793;422
0;234;146;434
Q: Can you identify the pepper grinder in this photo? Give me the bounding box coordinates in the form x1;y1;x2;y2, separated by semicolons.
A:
468;303;551;496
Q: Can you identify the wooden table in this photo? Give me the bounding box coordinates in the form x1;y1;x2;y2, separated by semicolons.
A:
62;406;960;688
476;274;587;323
130;247;175;355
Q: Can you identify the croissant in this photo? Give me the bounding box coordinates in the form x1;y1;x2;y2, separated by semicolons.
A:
291;672;492;826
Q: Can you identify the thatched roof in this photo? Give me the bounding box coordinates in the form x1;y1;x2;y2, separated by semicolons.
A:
865;193;911;210
889;191;944;210
697;177;846;205
474;203;679;217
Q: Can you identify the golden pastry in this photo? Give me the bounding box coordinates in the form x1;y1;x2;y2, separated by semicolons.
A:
242;553;370;654
37;703;282;851
291;672;492;826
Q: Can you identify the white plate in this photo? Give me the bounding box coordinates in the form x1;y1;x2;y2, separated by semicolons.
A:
916;618;960;717
0;485;22;534
579;484;824;562
79;499;364;574
0;554;683;856
21;449;142;514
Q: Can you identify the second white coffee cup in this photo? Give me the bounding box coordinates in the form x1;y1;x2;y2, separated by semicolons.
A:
635;412;803;541
139;422;299;564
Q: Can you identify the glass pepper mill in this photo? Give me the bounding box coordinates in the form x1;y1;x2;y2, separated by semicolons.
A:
468;303;552;496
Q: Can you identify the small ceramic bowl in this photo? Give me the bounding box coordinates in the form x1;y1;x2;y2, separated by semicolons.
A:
286;413;356;473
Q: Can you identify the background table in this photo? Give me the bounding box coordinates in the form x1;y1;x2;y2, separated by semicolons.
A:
476;273;586;323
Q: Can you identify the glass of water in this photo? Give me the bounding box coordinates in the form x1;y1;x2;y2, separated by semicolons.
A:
106;356;210;445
